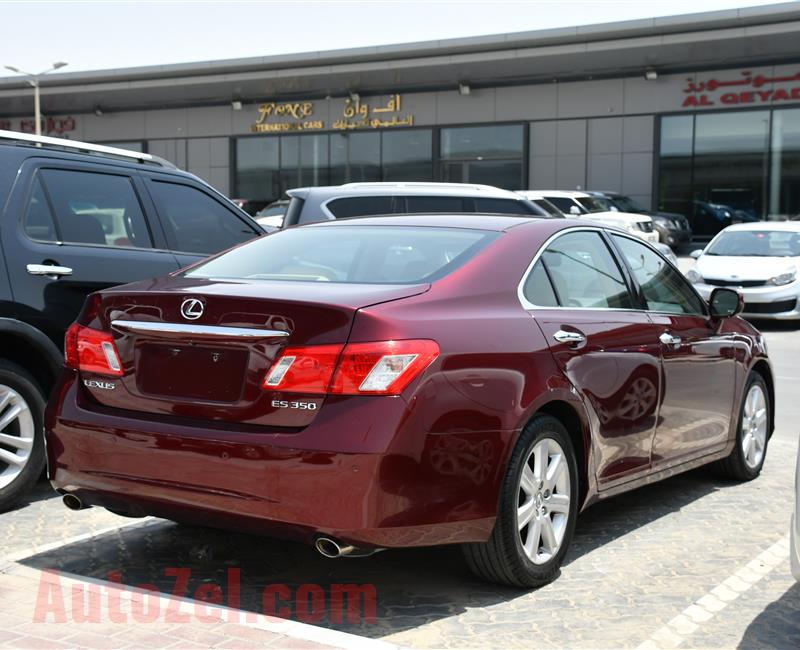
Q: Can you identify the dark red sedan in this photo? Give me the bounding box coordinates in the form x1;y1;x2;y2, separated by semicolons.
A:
46;215;774;587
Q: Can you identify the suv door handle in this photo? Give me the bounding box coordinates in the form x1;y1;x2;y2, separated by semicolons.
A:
553;329;586;346
27;264;73;277
659;332;681;348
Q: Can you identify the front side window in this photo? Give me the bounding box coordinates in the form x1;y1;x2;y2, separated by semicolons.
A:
474;198;537;215
545;196;583;215
405;196;467;213
36;169;152;248
611;234;705;315
148;180;257;255
539;231;634;309
185;225;499;284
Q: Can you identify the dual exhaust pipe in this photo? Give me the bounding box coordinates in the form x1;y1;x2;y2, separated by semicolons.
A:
314;536;380;559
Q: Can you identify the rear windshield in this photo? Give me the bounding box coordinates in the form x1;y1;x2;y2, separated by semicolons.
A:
185;225;499;284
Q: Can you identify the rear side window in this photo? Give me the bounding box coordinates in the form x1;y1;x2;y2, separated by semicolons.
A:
326;196;394;219
474;198;534;215
405;196;467;213
186;225;499;284
148;180;257;255
541;231;633;309
545;196;580;214
522;261;559;307
31;169;152;248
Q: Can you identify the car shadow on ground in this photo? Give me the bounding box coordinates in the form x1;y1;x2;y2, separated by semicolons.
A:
18;467;729;638
738;582;800;648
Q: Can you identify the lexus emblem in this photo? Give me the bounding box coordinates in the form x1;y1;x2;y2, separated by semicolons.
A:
180;298;204;320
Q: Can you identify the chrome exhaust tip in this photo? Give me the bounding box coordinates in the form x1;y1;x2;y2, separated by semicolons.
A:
315;536;354;558
62;494;88;511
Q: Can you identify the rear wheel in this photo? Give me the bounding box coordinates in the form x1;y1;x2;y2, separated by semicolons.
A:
462;414;579;588
0;360;46;512
715;372;769;481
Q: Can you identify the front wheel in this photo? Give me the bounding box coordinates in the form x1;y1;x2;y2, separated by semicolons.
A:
715;372;770;481
462;414;579;588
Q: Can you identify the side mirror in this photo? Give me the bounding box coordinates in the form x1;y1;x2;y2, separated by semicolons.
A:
709;287;743;319
610;206;619;212
690;249;703;259
569;205;582;215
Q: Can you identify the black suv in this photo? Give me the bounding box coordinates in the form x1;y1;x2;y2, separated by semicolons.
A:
0;130;263;510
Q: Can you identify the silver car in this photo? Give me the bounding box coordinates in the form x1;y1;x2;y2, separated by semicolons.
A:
687;222;800;320
793;442;800;581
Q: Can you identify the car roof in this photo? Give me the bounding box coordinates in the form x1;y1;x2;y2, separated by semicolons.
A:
519;190;591;199
722;221;800;233
303;212;585;232
287;182;529;200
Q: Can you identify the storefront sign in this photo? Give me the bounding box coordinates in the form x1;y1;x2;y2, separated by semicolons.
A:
681;70;800;108
0;116;76;135
250;94;414;133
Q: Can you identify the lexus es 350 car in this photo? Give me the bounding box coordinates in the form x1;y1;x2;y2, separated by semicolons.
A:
46;215;774;588
688;222;800;319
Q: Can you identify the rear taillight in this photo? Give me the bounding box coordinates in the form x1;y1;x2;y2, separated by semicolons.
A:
65;323;123;377
262;344;343;394
263;339;438;396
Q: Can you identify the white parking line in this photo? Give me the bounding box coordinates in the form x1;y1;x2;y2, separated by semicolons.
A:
2;517;158;563
636;535;790;649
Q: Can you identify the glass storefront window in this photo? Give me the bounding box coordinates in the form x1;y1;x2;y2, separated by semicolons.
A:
770;108;800;219
440;125;524;189
440;125;523;159
330;132;380;184
381;130;432;181
658;110;776;237
236;137;279;201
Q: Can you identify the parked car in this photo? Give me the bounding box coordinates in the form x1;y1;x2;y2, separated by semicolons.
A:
282;182;552;226
519;190;659;245
585;191;692;248
792;440;800;582
255;200;289;230
687;222;800;319
0;129;264;511
47;215;773;588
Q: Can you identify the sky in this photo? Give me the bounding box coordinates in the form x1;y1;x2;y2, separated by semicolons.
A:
0;0;790;76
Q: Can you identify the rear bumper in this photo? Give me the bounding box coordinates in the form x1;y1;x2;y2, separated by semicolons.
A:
46;375;504;549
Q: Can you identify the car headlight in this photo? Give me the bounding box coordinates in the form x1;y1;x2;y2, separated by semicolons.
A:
686;268;704;284
769;269;797;286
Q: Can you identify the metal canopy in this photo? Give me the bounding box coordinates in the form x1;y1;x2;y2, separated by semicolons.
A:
1;3;799;116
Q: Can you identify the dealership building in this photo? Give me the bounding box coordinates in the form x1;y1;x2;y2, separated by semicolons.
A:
2;3;800;225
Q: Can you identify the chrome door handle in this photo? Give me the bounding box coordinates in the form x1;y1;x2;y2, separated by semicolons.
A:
553;330;586;345
27;264;73;277
659;332;681;347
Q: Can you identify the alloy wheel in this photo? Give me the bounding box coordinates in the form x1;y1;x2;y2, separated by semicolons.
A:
0;385;35;490
741;383;767;470
517;438;571;565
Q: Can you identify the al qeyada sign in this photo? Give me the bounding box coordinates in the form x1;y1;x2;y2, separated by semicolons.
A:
681;70;800;108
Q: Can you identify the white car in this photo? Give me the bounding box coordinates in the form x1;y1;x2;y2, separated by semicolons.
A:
687;222;800;320
792;442;800;581
519;190;660;245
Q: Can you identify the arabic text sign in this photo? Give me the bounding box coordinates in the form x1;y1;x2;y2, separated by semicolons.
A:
249;94;414;133
682;70;800;108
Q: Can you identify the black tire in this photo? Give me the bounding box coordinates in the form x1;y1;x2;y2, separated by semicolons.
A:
714;371;770;481
462;414;579;588
0;360;47;513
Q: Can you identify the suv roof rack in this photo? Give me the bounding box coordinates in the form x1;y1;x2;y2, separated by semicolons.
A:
0;129;176;168
341;181;500;192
